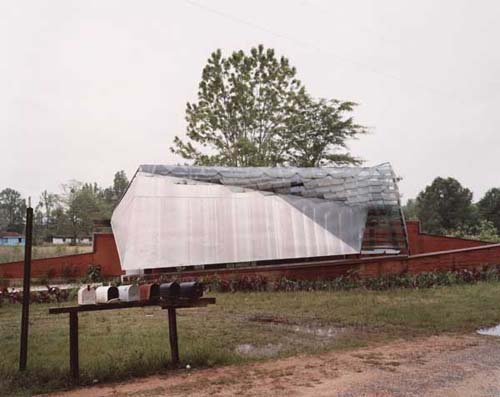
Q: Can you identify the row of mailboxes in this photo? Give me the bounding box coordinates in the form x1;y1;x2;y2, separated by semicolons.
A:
77;282;203;305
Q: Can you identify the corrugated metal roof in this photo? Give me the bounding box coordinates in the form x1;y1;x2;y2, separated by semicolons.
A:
111;164;402;272
138;163;400;207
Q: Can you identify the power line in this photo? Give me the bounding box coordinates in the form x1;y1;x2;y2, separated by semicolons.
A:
183;0;402;82
181;0;466;104
296;0;402;47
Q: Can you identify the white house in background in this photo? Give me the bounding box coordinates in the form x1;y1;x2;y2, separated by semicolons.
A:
51;236;93;245
0;232;25;246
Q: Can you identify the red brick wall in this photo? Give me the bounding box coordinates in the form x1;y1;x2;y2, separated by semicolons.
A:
1;223;499;282
0;233;122;280
160;244;500;282
406;220;491;254
91;233;122;276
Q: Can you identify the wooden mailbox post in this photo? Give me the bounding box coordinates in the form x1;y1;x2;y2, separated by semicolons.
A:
49;297;216;383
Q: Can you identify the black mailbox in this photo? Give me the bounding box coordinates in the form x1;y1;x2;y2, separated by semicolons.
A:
159;282;180;299
179;282;203;299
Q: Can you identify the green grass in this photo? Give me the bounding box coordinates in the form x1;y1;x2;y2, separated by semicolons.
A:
0;245;92;265
2;282;500;396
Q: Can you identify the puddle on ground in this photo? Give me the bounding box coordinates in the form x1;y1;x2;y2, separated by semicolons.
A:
248;315;345;338
477;324;500;336
235;343;283;357
289;324;344;338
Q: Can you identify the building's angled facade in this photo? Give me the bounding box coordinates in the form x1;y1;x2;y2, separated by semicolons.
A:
111;163;408;274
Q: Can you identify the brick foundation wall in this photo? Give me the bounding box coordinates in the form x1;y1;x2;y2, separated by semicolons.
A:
1;221;499;282
160;244;500;282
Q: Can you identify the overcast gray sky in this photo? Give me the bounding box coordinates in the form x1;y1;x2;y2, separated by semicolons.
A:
2;0;499;203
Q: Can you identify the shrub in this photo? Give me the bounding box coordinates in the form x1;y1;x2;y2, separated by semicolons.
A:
198;265;500;293
86;265;102;282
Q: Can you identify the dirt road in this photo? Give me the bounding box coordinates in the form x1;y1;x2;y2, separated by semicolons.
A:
43;334;500;397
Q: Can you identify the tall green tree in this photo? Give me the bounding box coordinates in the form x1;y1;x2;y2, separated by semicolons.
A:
171;45;365;167
415;177;475;234
64;182;106;242
34;190;62;242
112;170;129;198
101;170;129;216
0;188;26;232
35;191;60;229
478;188;500;233
285;98;365;166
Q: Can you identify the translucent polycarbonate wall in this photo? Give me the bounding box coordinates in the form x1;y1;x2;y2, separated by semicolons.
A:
111;164;401;272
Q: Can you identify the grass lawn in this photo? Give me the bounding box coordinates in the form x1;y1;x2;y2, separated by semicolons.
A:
2;281;500;396
0;245;92;265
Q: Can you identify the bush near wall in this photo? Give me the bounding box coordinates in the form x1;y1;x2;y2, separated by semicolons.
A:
198;266;500;293
0;286;74;306
4;265;500;306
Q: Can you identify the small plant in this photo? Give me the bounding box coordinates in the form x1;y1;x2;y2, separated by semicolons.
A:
87;264;102;282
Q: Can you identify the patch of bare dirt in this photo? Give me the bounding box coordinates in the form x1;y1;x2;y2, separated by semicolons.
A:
40;334;500;397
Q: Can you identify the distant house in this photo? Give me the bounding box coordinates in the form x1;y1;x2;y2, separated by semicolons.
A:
51;236;92;245
0;232;25;246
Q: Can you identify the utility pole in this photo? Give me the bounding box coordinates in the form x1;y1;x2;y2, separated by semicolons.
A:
19;198;33;371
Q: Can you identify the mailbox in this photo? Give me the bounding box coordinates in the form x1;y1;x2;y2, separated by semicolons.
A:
95;286;119;303
78;285;96;305
160;282;180;299
179;282;203;299
139;283;160;301
118;284;139;302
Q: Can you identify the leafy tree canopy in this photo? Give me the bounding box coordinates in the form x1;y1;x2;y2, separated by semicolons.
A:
112;170;129;198
63;182;108;242
0;170;128;244
478;187;500;234
171;45;365;167
0;188;26;232
101;170;130;214
449;219;500;243
415;177;475;234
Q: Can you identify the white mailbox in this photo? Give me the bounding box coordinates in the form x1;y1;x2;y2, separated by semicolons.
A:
78;285;96;305
95;286;119;303
118;284;139;302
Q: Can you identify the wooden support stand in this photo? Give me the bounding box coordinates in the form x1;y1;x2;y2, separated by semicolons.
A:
69;311;79;382
167;308;179;365
49;298;215;383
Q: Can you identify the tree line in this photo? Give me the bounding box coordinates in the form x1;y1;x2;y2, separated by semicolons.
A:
0;171;129;244
404;177;500;242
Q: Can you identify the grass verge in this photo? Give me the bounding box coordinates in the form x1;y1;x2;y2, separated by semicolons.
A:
1;281;500;396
